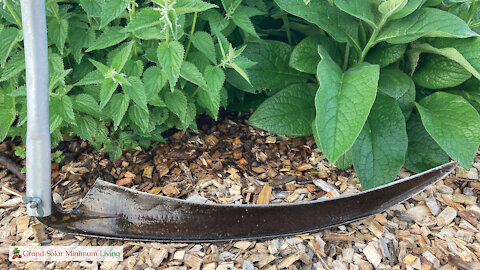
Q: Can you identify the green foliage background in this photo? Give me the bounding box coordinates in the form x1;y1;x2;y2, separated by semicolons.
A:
2;0;480;189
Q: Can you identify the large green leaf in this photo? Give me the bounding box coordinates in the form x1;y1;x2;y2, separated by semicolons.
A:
74;94;100;117
106;93;130;128
190;31;216;64
404;113;449;173
143;66;167;98
47;16;69;54
86;26;128;52
315;47;379;164
352;94;407;190
180;61;208;89
157;41;185;91
378;68;415;118
164;89;187;121
121;8;162;33
0;51;24;82
413;54;471;89
249;84;317;136
50;95;75;123
99;79;119;109
123;77;148;110
111;41;134;72
173;0;218;15
377;8;478;44
74;115;97;141
365;43;407;68
0;92;15;141
0;27;21;67
289;35;342;74
128;105;150;133
231;6;262;38
274;0;360;51
198;65;225;120
100;0;130;29
226;40;309;94
416;92;480;168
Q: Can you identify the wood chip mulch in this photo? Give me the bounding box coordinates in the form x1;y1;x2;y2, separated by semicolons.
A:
1;112;479;270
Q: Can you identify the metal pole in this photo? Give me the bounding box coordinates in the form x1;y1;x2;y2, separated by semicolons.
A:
20;0;51;217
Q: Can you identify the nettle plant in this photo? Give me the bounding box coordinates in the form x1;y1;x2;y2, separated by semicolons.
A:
0;0;266;159
249;0;480;189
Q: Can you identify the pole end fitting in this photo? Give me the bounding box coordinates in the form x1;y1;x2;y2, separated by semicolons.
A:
22;196;44;216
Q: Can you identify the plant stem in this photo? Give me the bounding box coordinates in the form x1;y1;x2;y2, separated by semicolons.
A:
282;14;292;45
6;0;22;28
184;12;198;61
359;17;388;63
51;4;61;21
343;43;350;71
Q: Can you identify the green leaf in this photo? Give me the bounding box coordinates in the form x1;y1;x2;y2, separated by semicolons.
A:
100;0;130;29
198;65;225;120
106;93;130;127
315;47;379;164
378;68;415;118
74;115;97;141
248;84;317;136
121;8;162;33
164;89;187;122
377;8;478;44
289;35;342;74
86;27;129;52
226;41;309;94
50;95;75;123
0;92;15;141
75;70;105;86
47;16;69;54
99;79;119;109
334;0;379;28
190;31;217;64
334;149;353;170
404;113;449;173
143;66;167;98
389;0;423;19
365;43;407;68
123;77;148;110
173;0;218;15
73;93;99;116
80;0;104;17
89;59;110;74
111;41;134;72
416;92;480;168
274;0;360;52
0;27;21;67
128;105;150;133
157;41;185;91
352;94;408;190
0;51;25;82
180;61;208;89
181;103;197;130
231;6;261;38
413;54;471;89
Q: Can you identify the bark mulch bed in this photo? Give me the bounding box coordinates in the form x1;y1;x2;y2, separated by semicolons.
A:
1;112;479;269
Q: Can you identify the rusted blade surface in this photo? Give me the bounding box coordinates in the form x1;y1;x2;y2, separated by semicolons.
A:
39;162;456;241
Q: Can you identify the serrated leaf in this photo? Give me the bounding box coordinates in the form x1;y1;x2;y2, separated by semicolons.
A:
0;27;21;67
274;0;360;52
123;76;147;110
157;41;184;91
226;40;309;94
50;95;75;123
404;113;449;173
75;70;104;86
352;94;408;190
231;6;260;38
89;59;110;74
74;93;100;116
198;65;225;120
106;93;130;127
164;89;187;121
99;79;119;109
173;0;218;15
143;66;167;98
0;92;15;141
378;68;415;118
181;103;196;130
86;27;129;52
249;84;316;136
315;47;379;164
128;105;150;132
377;8;478;44
80;0;104;17
0;51;25;82
47;16;69;54
290;35;342;74
111;41;134;72
365;43;407;68
416;92;480;168
180;61;208;89
413;54;471;89
100;0;130;28
190;31;216;64
74;115;97;140
121;8;162;33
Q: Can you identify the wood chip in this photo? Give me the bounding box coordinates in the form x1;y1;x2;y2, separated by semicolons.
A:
142;166;154;179
363;242;382;267
437;206;458;226
116;178;132;186
16;216;30;234
234;241;252;250
256;183;272;204
278;251;303;269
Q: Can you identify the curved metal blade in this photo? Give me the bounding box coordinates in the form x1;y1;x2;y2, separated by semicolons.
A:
39;162;456;241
